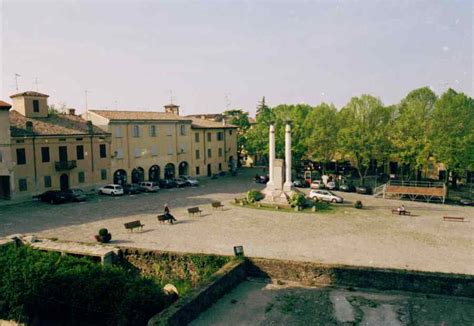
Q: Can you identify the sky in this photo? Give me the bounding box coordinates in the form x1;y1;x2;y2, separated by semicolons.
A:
1;0;472;116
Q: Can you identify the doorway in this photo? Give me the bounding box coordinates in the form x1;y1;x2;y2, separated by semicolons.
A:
60;174;69;190
0;176;10;199
207;164;212;177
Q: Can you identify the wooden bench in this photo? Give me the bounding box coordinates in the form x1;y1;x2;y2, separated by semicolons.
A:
391;209;411;216
211;201;224;210
157;214;175;224
187;207;202;216
443;216;465;222
124;220;144;232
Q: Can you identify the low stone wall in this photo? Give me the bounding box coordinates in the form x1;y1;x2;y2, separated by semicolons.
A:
245;257;474;298
148;259;246;326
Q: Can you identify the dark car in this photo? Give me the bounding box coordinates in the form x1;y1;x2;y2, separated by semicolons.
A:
35;190;72;204
123;183;142;194
174;177;187;188
356;185;373;195
254;175;269;184
159;179;177;189
64;189;87;202
339;183;356;192
459;198;473;206
292;179;309;188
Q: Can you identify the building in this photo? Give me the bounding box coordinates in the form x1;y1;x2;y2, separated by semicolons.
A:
85;104;238;185
0;91;111;201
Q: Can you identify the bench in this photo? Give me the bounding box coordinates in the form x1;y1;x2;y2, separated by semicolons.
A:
443;216;465;222
211;201;224;210
187;207;202;216
391;209;411;216
157;214;175;224
124;220;144;232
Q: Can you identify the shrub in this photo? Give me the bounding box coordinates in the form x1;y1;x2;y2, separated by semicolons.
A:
354;200;363;209
247;189;264;203
289;192;306;208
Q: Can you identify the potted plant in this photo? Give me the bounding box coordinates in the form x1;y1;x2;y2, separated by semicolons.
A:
354;200;363;209
95;228;112;243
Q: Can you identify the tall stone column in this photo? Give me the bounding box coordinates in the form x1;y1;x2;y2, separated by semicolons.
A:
283;121;293;192
267;122;275;188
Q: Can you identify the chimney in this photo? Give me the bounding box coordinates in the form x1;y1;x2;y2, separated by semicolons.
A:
86;121;93;134
222;119;227;126
26;121;33;133
164;104;179;116
68;108;76;115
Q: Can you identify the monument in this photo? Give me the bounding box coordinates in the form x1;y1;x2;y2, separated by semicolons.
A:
262;121;297;204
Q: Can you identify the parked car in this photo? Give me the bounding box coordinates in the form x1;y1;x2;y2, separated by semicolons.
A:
123;183;142;195
181;175;199;186
293;179;309;188
98;184;124;196
138;181;160;192
310;180;325;189
356;185;372;195
174;178;187;188
35;190;72;204
159;179;177;189
326;181;339;190
339;183;356;192
459;198;473;206
309;189;344;203
255;175;269;184
65;188;87;202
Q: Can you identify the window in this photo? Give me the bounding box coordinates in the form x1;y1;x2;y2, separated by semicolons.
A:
180;125;186;136
78;172;85;183
219;163;222;171
166;126;173;136
44;176;52;188
218;148;223;157
76;145;84;160
41;147;50;163
229;130;233;135
133;125;140;137
207;132;212;142
195;166;200;175
16;148;26;165
0;150;2;162
115;126;122;138
101;169;107;180
149;125;157;137
115;148;124;159
217;132;223;141
151;145;158;156
19;179;27;191
195;150;200;159
75;137;83;141
99;144;107;158
33;100;39;112
134;148;141;157
167;145;173;155
207;148;212;158
195;132;200;142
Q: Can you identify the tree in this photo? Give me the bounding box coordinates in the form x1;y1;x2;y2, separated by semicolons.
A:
338;95;393;184
430;89;474;187
391;87;437;180
48;102;67;115
256;96;270;117
223;109;251;165
303;103;338;174
245;104;274;165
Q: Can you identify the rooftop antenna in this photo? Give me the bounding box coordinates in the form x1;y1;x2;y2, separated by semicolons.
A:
225;93;231;110
34;77;41;91
14;74;21;91
168;89;174;104
84;90;90;119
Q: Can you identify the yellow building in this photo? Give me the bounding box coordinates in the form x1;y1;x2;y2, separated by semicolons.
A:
0;91;111;201
86;104;238;184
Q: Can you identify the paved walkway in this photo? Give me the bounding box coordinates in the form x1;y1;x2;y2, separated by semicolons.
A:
1;169;473;275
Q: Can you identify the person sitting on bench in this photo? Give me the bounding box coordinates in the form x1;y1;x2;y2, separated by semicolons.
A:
164;203;177;224
397;204;407;215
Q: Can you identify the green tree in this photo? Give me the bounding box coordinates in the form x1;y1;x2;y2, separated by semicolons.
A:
223;109;251;165
48;102;67;115
245;104;274;165
391;87;437;180
338;95;393;184
303;103;338;174
430;89;474;187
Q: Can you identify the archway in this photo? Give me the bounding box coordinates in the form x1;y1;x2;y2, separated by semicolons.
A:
164;163;175;179
178;161;189;176
149;165;160;181
131;167;145;183
113;169;127;185
207;164;212;177
60;174;69;190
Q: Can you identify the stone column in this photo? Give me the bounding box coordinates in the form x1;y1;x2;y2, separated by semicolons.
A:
283;122;292;192
267;122;275;188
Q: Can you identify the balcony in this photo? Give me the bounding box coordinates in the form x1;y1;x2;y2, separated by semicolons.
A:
55;160;77;171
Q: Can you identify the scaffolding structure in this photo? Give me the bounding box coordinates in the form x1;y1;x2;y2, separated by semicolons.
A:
375;180;446;203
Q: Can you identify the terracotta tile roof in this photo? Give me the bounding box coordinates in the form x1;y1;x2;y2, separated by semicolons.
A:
0;100;12;110
187;113;224;122
89;110;191;122
10;91;49;98
9;110;108;137
189;117;237;129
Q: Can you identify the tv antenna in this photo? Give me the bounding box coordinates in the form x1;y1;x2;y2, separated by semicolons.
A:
84;90;90;118
224;93;231;110
168;90;174;104
14;74;21;91
34;77;42;91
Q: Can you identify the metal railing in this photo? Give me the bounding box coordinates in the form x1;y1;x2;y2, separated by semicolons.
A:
55;160;77;171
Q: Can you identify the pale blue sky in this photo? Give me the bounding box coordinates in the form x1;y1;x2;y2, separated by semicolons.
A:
1;0;472;116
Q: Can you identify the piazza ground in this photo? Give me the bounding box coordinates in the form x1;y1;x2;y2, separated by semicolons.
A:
0;168;473;275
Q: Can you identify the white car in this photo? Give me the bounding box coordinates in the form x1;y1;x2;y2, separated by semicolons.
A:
310;180;325;189
309;189;343;203
98;184;124;196
180;175;199;186
138;181;160;192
